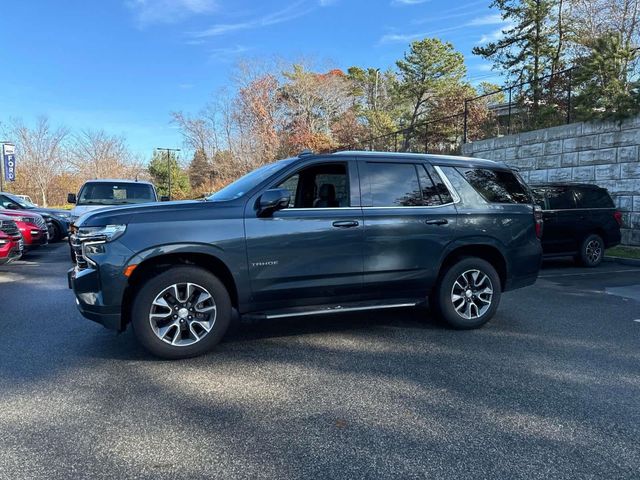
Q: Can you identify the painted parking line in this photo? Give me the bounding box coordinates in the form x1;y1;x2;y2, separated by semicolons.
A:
634;319;640;323
539;269;640;278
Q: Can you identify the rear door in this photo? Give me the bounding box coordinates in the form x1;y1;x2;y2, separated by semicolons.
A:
541;187;581;253
359;159;457;299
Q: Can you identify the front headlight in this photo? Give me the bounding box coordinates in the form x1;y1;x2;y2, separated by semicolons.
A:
77;224;127;243
18;217;35;224
54;212;72;220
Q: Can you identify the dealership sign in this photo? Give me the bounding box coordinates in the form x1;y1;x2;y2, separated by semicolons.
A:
3;144;16;182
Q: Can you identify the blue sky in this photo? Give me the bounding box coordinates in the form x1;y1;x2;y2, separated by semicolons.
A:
0;0;505;158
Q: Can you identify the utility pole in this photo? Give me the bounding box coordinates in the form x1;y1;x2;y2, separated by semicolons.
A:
156;147;180;200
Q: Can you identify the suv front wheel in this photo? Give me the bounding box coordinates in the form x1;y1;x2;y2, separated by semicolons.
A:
431;258;502;329
131;266;231;359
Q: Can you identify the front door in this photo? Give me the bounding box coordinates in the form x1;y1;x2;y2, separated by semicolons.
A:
359;160;458;299
244;159;364;311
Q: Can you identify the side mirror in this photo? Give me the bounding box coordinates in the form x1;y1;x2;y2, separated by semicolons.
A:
67;193;77;204
160;196;170;202
257;188;291;217
6;203;19;210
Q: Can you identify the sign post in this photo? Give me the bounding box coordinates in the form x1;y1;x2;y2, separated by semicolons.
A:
1;143;16;191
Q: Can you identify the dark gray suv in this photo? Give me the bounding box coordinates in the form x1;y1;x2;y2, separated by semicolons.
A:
68;151;542;359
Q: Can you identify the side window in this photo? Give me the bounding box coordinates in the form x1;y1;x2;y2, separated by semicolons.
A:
425;165;453;204
417;167;442;206
458;168;532;204
438;166;488;207
278;174;299;208
574;188;614;209
276;163;349;208
546;187;576;210
368;162;422;207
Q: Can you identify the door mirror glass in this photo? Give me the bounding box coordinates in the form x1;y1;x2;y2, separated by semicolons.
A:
67;193;77;204
160;195;170;202
258;188;291;216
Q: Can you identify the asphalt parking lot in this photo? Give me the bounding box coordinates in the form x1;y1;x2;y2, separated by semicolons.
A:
1;243;639;480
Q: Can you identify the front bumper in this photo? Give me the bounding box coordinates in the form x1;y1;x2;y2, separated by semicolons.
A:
0;238;23;265
68;266;123;330
21;227;48;249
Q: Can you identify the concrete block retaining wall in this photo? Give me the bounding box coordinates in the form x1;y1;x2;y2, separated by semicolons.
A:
461;116;640;245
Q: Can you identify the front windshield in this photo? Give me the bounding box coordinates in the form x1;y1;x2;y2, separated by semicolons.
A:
207;159;295;202
77;182;156;205
2;193;35;209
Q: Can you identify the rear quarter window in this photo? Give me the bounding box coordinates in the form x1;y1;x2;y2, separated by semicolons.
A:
574;188;615;209
457;168;532;204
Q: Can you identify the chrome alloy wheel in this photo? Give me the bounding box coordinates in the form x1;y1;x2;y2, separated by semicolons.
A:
450;269;494;320
149;283;217;346
585;239;602;264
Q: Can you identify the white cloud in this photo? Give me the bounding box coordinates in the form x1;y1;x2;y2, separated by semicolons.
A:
192;1;315;37
468;13;504;26
209;44;250;61
127;0;217;26
477;26;509;44
391;0;430;5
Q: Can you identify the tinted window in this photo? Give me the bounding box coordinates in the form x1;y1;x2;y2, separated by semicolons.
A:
545;187;576;209
439;166;487;207
417;167;442;206
458;168;531;204
574;188;614;209
276;163;349;208
368;163;422;207
78;182;156;205
424;165;453;204
278;174;299;208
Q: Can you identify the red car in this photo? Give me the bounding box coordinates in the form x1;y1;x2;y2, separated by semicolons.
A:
0;209;48;250
0;214;23;264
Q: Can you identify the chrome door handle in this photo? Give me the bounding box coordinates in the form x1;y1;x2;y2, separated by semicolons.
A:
332;220;359;228
425;219;448;225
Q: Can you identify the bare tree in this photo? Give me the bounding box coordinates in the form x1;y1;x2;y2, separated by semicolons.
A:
9;117;69;206
68;129;144;180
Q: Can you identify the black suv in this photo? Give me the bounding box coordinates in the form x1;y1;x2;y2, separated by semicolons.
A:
68;151;542;359
531;184;622;267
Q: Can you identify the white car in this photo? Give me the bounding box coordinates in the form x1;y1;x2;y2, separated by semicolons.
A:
67;179;161;222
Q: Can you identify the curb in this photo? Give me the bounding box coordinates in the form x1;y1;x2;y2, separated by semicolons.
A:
603;256;640;267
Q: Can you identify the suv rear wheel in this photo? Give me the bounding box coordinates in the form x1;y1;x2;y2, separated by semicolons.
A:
431;258;501;329
578;234;604;267
131;266;231;359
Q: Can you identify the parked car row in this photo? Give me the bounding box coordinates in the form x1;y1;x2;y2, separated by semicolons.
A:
0;191;73;265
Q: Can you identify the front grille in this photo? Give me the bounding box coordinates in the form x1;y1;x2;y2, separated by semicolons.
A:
0;219;20;238
70;234;88;270
34;215;46;230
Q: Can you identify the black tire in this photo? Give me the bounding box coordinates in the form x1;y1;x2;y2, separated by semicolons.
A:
577;234;604;268
50;222;62;242
430;257;502;329
131;266;231;359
